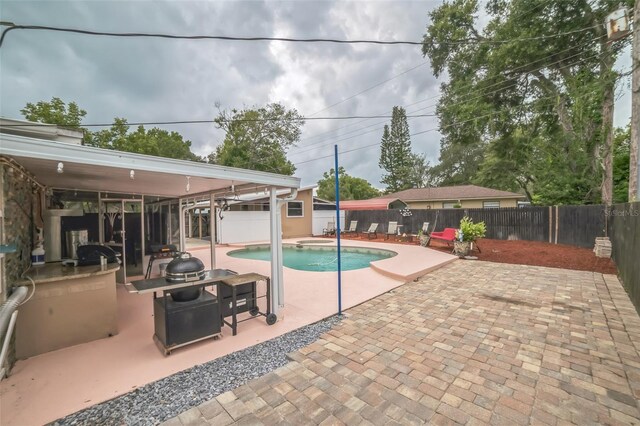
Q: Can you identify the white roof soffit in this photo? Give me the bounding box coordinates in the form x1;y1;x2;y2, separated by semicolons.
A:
1;134;300;198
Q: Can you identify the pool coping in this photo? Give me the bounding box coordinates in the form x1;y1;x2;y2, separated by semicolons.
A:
228;238;458;282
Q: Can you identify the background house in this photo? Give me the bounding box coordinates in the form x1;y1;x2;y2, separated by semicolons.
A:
378;185;526;209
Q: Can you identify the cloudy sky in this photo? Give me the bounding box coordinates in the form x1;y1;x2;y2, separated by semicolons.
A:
0;0;632;189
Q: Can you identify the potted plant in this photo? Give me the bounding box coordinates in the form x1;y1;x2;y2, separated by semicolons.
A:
454;216;486;257
417;229;430;247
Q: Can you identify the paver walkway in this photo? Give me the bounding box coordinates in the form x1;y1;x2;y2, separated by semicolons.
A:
162;261;640;425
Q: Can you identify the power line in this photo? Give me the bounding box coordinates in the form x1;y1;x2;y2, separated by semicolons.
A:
307;62;427;117
289;45;609;157
0;21;604;49
0;24;423;48
292;79;629;167
0;113;438;128
294;35;607;147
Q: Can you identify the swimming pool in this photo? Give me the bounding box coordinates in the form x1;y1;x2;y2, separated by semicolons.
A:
227;244;397;272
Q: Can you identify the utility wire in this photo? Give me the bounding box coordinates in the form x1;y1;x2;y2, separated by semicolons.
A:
307;62;427;117
295;35;607;146
0;22;604;49
289;46;609;157
292;77;629;167
292;0;561;133
0;113;438;128
0;24;422;48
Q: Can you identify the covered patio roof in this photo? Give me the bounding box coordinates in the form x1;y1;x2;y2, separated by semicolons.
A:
339;198;407;211
1;131;301;316
0;133;300;198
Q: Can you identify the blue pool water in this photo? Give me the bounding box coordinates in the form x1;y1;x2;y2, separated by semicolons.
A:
228;245;396;272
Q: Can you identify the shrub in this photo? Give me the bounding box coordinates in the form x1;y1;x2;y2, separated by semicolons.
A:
457;216;486;242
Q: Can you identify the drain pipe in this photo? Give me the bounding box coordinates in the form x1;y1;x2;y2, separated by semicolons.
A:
0;286;29;379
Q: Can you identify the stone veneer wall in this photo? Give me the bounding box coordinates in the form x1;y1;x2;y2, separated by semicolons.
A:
1;163;39;370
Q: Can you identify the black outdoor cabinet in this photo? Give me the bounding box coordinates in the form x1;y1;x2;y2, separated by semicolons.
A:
218;281;257;318
153;290;221;349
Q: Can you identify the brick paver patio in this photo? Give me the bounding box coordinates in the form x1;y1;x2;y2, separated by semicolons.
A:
162;261;640;425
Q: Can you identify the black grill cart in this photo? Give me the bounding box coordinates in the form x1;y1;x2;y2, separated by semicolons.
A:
217;273;276;336
128;269;235;355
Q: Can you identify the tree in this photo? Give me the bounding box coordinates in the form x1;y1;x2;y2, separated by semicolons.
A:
317;167;380;201
21;98;203;161
21;97;91;143
431;139;485;186
85;118;202;161
209;103;304;175
21;97;86;128
422;0;632;205
379;106;414;193
613;126;631;203
408;153;438;188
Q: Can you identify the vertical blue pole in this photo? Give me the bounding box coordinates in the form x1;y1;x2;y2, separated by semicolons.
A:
334;145;342;315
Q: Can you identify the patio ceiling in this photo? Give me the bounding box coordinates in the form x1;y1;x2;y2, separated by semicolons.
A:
1;133;300;197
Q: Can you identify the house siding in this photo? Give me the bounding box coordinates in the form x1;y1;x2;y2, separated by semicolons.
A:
281;188;313;238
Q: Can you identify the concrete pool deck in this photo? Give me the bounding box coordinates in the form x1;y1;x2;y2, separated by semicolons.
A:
0;238;456;425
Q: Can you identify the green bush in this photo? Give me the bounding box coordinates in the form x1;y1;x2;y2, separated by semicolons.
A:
458;216;486;242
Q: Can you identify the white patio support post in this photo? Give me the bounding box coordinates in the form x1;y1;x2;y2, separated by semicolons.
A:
269;187;284;317
209;193;216;270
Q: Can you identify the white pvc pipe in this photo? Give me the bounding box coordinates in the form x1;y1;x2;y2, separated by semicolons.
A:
0;286;28;379
0;311;18;380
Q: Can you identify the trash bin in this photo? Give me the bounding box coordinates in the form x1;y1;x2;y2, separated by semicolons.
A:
65;230;88;259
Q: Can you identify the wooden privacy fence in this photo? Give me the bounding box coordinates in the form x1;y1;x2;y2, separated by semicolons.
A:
346;205;610;248
346;202;640;313
608;202;640;313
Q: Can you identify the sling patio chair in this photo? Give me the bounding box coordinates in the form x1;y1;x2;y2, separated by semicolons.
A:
385;221;398;240
342;220;358;235
421;222;430;234
323;222;336;237
363;223;379;239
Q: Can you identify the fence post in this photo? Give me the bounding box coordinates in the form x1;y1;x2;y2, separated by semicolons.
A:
548;206;552;243
555;206;560;244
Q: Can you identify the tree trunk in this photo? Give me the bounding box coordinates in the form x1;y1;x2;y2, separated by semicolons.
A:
600;42;616;206
630;0;640;202
601;84;614;206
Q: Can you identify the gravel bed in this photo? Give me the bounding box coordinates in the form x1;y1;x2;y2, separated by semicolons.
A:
52;315;342;426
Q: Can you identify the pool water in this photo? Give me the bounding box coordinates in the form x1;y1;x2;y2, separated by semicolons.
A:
228;244;396;272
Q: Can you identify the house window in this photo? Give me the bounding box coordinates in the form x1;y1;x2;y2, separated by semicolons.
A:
442;202;456;209
287;201;304;217
483;201;500;209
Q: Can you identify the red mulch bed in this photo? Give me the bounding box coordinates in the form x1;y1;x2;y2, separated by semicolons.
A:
340;234;617;274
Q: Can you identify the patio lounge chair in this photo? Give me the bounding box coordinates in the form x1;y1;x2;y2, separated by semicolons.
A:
421;222;430;234
385;221;398;240
364;223;379;239
343;220;358;234
428;228;457;249
323;222;336;237
411;222;430;244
